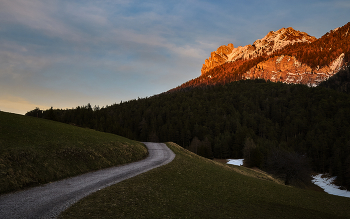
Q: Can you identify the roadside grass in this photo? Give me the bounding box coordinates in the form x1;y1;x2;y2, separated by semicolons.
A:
60;142;350;219
0;111;148;194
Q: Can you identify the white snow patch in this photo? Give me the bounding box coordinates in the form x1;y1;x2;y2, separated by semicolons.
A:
276;55;284;64
293;58;302;67
227;159;244;166
227;45;250;62
330;53;345;72
224;27;315;65
312;174;350;198
307;83;317;87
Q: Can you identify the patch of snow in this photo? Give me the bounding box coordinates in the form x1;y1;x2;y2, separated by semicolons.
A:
293;58;302;67
227;45;249;61
224;27;316;67
276;55;284;64
312;174;350;198
227;159;244;166
330;53;345;72
307;83;317;87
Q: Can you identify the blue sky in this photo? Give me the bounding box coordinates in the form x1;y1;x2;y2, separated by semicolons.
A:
1;0;349;114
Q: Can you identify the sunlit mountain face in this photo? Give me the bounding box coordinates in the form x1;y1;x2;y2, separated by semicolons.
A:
171;22;350;92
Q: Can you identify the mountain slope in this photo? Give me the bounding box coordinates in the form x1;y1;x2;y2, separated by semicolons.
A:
0;111;148;194
27;80;350;189
201;27;316;75
173;22;350;91
319;66;350;93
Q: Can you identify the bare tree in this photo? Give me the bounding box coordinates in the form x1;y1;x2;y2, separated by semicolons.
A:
148;131;159;142
242;138;256;167
267;148;311;186
189;137;201;154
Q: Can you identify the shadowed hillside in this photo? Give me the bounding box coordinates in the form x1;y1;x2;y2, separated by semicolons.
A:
27;80;350;189
0;111;148;194
60;142;350;219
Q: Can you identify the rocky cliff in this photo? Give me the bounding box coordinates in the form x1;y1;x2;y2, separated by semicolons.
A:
171;22;350;92
243;53;346;87
201;27;316;75
201;44;234;75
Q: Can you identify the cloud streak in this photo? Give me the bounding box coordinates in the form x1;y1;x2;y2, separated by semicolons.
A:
0;0;348;114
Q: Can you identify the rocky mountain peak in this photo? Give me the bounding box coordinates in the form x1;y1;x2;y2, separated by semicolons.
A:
253;27;316;53
201;43;234;75
201;27;316;75
260;27;316;43
173;23;350;92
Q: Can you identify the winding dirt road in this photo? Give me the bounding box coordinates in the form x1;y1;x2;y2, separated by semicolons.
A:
0;142;175;219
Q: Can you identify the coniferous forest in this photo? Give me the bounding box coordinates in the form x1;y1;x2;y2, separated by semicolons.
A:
27;73;350;189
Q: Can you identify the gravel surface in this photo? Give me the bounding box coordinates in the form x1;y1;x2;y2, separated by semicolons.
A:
0;142;175;219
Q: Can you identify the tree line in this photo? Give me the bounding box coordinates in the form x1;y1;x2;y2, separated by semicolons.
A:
27;79;350;188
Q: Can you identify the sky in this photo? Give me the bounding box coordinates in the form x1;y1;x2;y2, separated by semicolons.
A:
0;0;349;115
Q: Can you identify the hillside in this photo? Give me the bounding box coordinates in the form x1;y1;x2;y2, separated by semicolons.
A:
60;143;350;219
24;22;350;191
26;80;350;189
0;111;148;194
171;22;350;91
319;66;350;93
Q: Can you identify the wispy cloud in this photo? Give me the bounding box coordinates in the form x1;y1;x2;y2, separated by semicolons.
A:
0;1;77;40
0;0;349;114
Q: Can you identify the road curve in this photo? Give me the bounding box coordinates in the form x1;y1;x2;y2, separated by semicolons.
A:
0;142;175;219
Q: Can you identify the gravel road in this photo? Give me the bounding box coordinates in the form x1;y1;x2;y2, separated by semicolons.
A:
0;142;175;219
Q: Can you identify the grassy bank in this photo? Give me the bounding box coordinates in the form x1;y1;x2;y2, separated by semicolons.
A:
0;111;148;194
60;142;350;219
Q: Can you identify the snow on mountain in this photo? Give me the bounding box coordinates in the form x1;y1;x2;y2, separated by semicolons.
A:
242;53;346;87
202;27;316;75
228;27;316;62
330;53;345;72
169;23;350;92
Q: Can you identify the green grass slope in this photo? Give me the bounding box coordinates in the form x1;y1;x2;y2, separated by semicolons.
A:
60;142;350;219
0;111;148;194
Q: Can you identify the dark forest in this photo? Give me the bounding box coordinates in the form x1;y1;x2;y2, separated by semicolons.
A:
27;75;350;188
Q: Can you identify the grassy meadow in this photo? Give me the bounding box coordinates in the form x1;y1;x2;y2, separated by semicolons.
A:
60;142;350;219
0;111;148;194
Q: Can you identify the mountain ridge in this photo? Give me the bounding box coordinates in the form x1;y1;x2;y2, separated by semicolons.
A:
202;27;316;75
173;22;350;91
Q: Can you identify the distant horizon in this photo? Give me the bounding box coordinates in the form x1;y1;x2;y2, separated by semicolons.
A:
1;0;349;115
